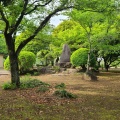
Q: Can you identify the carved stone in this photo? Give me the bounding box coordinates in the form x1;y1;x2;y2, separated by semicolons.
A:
59;44;71;68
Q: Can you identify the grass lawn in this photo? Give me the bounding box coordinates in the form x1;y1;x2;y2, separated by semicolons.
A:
0;71;120;120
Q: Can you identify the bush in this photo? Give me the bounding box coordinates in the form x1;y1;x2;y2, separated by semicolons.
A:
70;48;96;68
4;51;36;73
20;78;50;89
54;89;77;98
55;83;66;89
2;77;50;90
2;83;17;90
37;85;49;92
54;83;77;98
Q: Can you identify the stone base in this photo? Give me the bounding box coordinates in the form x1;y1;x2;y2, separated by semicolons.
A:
0;69;10;75
59;62;71;68
59;68;78;74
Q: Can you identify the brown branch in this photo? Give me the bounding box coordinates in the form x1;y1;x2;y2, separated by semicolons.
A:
16;5;74;55
24;0;52;15
0;9;9;35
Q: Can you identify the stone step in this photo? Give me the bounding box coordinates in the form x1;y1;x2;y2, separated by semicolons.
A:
0;69;10;75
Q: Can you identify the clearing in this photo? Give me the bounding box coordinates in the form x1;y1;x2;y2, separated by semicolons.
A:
0;72;120;120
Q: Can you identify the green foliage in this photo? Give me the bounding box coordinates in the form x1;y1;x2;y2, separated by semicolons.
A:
54;89;77;98
37;85;49;93
54;83;77;98
4;51;36;73
19;51;36;72
2;83;17;90
71;48;96;67
52;20;85;52
71;48;88;67
4;57;9;70
55;83;66;89
33;72;39;76
0;38;7;54
20;78;50;89
15;25;52;54
111;58;120;67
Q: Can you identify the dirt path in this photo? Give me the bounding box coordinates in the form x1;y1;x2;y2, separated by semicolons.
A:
0;75;11;85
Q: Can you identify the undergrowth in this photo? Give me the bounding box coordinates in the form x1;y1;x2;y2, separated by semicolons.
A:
54;89;77;98
2;83;17;90
54;83;77;99
2;75;50;90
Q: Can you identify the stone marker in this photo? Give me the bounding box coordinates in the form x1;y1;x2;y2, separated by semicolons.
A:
0;54;3;69
59;44;71;68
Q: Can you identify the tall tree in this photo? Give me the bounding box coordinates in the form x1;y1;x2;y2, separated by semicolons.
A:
52;20;85;53
69;10;104;72
0;0;74;87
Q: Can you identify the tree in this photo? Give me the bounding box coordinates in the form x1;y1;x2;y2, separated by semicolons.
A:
0;0;74;87
69;10;104;72
15;24;53;54
92;13;120;71
95;31;120;71
52;20;85;52
68;0;120;72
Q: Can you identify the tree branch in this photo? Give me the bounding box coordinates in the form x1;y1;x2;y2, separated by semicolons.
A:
0;9;9;35
16;5;73;55
25;0;52;15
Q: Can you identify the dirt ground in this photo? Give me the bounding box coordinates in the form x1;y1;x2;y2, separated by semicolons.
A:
0;72;120;120
0;72;120;95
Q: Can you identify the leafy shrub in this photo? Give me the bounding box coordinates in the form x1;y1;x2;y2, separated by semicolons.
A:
20;76;50;89
2;83;17;90
4;51;36;73
54;83;77;98
54;89;77;98
55;83;66;89
20;78;50;89
37;85;49;92
70;48;96;68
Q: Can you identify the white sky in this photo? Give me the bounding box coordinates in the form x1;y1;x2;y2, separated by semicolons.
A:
50;15;68;26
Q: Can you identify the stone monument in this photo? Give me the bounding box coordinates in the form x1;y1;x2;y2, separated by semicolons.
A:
0;54;3;69
59;44;71;68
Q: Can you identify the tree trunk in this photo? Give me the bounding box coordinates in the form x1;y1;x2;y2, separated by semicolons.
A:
9;51;20;87
86;52;90;72
104;60;109;72
86;31;91;73
5;34;20;87
81;65;87;72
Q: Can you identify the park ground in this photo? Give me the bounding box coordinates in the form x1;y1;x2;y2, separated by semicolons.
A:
0;71;120;120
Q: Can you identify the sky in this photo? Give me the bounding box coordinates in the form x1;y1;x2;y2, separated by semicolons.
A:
50;15;68;26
